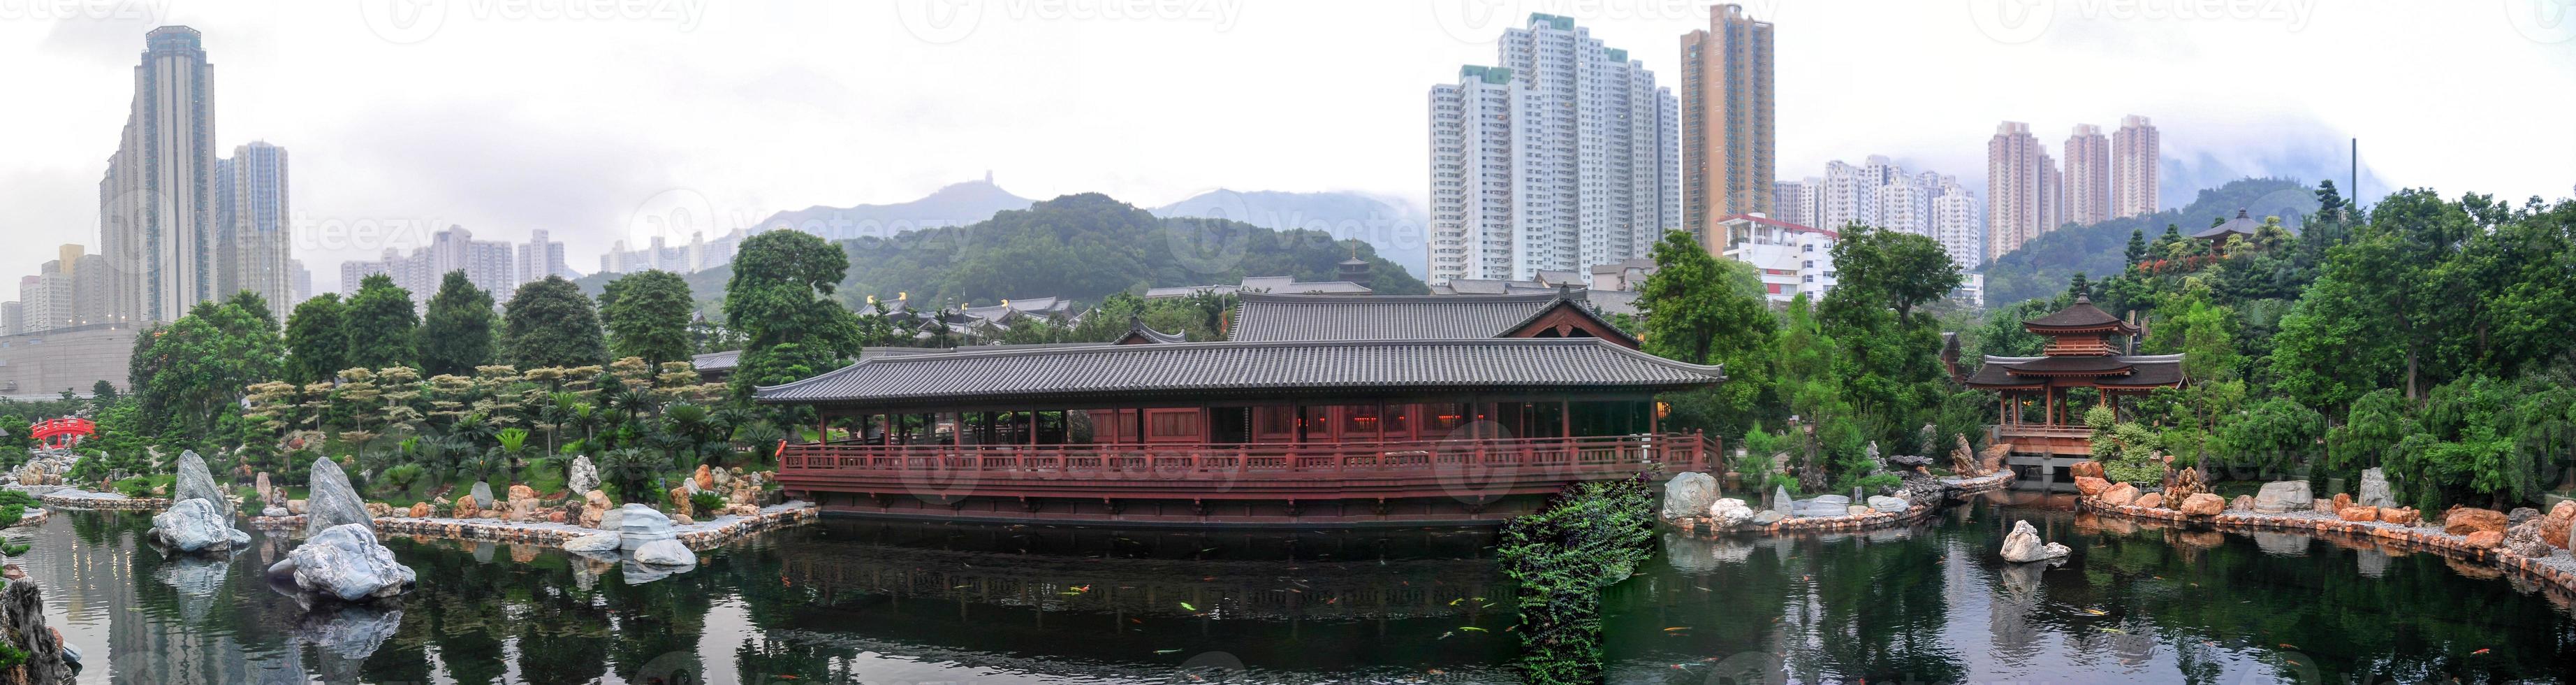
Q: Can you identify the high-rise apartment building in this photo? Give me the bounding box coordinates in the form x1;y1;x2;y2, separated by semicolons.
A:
2061;124;2112;228
516;229;574;285
1929;175;1984;271
340;226;516;305
2112;115;2160;218
1769;180;1815;228
1986;121;2058;261
1679;3;1775;249
288;259;311;303
1426;14;1678;284
99;26;220;324
217;141;291;322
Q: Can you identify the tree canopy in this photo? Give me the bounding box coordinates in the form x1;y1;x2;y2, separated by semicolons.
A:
342;273;419;370
599;270;696;365
501;275;608;370
420;271;499;377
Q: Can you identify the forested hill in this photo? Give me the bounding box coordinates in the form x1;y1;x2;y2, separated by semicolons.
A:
1982;178;2317;307
576;193;1428;312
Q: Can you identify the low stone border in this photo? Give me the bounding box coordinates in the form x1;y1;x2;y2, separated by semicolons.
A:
1668;469;2021;538
1942;469;2015;494
36;491;167;512
6;508;49;528
251;502;817;551
2079;500;2576;596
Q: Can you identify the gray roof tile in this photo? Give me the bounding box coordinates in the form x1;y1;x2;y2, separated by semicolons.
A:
1231;291;1623;343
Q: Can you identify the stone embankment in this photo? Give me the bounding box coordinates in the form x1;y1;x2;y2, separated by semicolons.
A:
2079;479;2576;596
254;502;816;550
1664;468;2017;537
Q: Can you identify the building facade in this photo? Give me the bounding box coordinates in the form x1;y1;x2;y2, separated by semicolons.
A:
1929;175;1984;271
217;141;291;321
1680;3;1776;243
340;226;517;304
99;26;221;324
516;229;575;284
1986;121;2060;261
2061;124;2111;228
1426;14;1678;284
1713;213;1835;303
2112;115;2160;218
0;324;142;398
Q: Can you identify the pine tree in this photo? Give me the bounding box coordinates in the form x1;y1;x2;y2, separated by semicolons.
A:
283;294;349;383
342;274;420;370
420;271;498;377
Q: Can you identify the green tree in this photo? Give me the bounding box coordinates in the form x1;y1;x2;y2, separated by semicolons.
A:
2124;228;2149;268
342;273;420;370
1634;230;1777;436
599;270;697;365
226;290;276;330
420;271;499;377
89;380;116;402
283;294;350;383
724;231;861;399
501;276;608;370
131;299;284;432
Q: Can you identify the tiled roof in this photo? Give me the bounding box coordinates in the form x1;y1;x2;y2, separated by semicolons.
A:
754;338;1722;406
2022;296;2130;330
1232;291;1614;342
1966;354;2186;388
691;349;742;371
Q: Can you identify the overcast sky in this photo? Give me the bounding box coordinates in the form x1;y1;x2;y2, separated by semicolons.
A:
3;0;2572;297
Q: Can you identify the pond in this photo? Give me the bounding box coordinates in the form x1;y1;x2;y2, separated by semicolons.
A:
6;490;2572;684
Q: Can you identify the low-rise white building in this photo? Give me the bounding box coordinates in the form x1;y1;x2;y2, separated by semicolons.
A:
1714;214;1836;303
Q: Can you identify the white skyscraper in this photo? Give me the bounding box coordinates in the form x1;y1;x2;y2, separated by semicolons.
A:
218;140;291;322
99;26;220;324
1929;175;1984;270
1427;13;1678;284
517;229;573;284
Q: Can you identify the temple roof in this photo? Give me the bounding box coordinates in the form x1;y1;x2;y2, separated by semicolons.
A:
2022;296;2137;333
1965;353;2186;389
1229;291;1634;346
1114;317;1187;345
754;338;1721;408
2191;209;2265;240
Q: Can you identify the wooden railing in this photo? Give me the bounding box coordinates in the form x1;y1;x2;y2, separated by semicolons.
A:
1992;424;2093;439
777;433;1714;500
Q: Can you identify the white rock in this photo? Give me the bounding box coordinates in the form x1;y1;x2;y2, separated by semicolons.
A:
302;457;374;538
565;456;599;496
171;450;233;517
2357;468;2396;509
615;504;674;551
630;538;695;566
1661;472;1719;519
272;524;416;602
2251;480;2313;514
1868;496;1909;513
1707;498;1755;527
2000;520;2072;563
262;506;288;518
562;532;622;553
149;498;250;553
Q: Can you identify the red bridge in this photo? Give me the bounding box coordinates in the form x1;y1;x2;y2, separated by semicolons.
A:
29;417;94;450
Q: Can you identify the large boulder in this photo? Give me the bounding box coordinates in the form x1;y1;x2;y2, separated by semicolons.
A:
2337;506;2378;522
2464;530;2504;549
506;484;539;521
269;524;416;603
694;464;715;491
2134;493;2164;510
616;504;674;551
1769;486;1794;517
1867;495;1908;513
2504;519;2552;558
2252;481;2314;514
565;455;599;496
2229;495;2255;511
2069;461;2105;480
2357;468;2396;508
2378;507;2420;525
631;538;696;566
2442;507;2510;537
2100;483;2139;507
0;579;69;685
149;498;251;553
2540;501;2575;549
1661;473;1719;520
2179;493;2225;516
302;457;374;538
2074;476;2110;498
579;490;613;528
1708;498;1755;528
1999;520;2071;563
562;532;622;554
467;482;495;512
171;450;232;517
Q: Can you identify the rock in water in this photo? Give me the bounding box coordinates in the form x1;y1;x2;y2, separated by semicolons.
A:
616;504;674;551
173;449;233;517
298;604;403;662
1708;498;1755;528
2179;493;2225;516
631;538;696;566
565;455;599;496
1;579;69;685
2357;468;2396;509
2251;481;2313;514
1999;520;2072;563
304;457;374;538
1661;473;1718;519
272;524;416;603
1770;486;1794;516
150;498;252;553
2443;507;2510;536
562;532;623;553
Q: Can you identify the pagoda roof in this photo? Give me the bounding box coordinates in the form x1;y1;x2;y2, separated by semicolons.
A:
2192;209;2265;240
1965;353;2186;389
754;338;1720;410
2023;296;2137;334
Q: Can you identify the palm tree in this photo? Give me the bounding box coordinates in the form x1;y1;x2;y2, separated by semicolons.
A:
595;447;661;504
494;427;534;473
661;402;714;467
456;449;508;487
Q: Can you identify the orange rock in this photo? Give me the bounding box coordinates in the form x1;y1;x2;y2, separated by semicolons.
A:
2541;501;2574;549
2338;506;2378;522
2334;493;2353;511
2074;476;2111;497
2443;507;2510;536
2465;530;2503;549
2135;493;2164;510
2179;493;2225;516
2378;507;2419;525
2101;483;2139;507
2070;461;2105;480
409;502;432;518
694;464;716;491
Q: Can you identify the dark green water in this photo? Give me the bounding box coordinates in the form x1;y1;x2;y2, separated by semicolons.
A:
7;490;2573;684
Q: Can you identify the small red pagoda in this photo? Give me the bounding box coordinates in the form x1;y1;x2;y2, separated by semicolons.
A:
1966;296;2186;457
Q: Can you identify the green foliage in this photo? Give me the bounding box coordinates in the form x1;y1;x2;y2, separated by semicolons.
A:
130;298;284;432
421;271;499;377
0;640;25;670
117;476;154;498
502;276;609;370
344;273;420;370
1496;477;1653;684
689;490;724;514
2086;405;2166;484
600;270;698;365
724;231;863;401
283;293;349;383
1984;178;2314;307
379;463;427;493
1636;231;1778;438
2210;397;2325;479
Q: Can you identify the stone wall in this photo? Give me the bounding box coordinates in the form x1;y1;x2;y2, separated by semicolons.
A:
254;504;817;551
2079;499;2576;597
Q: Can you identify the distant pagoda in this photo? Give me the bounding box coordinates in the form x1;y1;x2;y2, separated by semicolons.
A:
1968;296;2186;455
